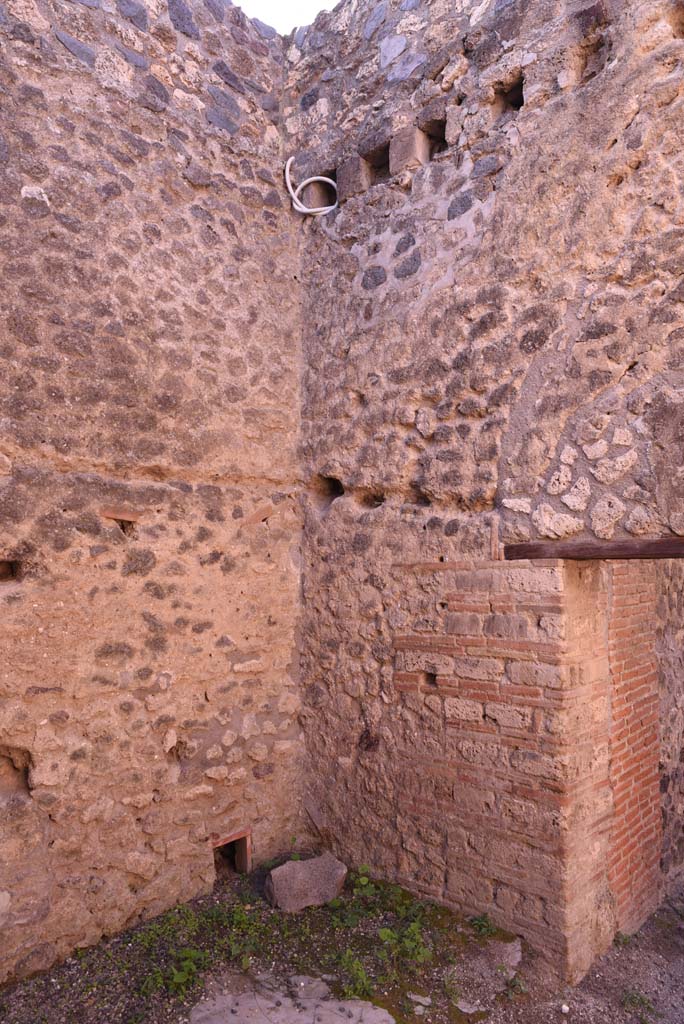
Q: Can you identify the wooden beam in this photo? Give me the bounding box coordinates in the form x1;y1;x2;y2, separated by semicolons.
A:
504;538;684;562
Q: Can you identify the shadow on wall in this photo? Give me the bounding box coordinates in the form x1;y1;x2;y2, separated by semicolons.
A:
0;747;31;800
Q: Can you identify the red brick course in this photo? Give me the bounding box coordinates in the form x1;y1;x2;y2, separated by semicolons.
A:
390;559;587;976
389;556;664;981
606;562;662;933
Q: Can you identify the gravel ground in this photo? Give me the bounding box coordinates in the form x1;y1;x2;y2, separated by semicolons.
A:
489;881;684;1024
0;867;682;1024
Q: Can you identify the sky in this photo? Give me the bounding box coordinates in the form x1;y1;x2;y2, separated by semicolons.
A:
236;0;338;34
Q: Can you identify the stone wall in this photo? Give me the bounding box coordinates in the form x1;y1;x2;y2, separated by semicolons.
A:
3;0;684;991
288;0;684;981
300;524;620;982
286;0;684;542
0;0;306;984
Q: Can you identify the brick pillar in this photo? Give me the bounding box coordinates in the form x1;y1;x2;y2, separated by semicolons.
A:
386;555;663;983
555;560;664;977
606;561;662;933
559;561;615;980
390;557;619;980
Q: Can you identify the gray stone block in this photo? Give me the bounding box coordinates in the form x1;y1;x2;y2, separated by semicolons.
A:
265;852;347;912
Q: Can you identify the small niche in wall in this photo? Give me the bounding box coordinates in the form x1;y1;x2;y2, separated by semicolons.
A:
319;168;338;207
0;745;31;799
101;507;142;539
578;31;611;85
313;474;345;510
408;485;432;507
0;560;21;583
494;74;525;117
362;140;391;185
424;117;448;159
212;829;252;878
304;168;338;210
115;519;137;538
360;491;386;509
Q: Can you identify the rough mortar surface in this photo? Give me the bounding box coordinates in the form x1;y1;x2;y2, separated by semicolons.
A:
1;0;684;989
0;0;304;984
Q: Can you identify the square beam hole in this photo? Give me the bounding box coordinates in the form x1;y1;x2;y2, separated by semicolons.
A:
212;829;252;877
423;117;448;158
115;519;137;538
100;508;142;539
304;168;337;209
361;141;391;185
0;560;21;582
321;167;337;205
494;74;525;117
313;474;345;510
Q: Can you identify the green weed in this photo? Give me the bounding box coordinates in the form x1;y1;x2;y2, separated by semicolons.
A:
339;949;373;999
352;866;378;899
469;914;496;938
140;947;209;1000
140;967;164;997
377;920;432;985
443;971;460;1007
622;989;658;1022
166;947;209;997
505;973;528;999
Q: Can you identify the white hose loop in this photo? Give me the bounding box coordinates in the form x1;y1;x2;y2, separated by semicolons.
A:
285;156;338;217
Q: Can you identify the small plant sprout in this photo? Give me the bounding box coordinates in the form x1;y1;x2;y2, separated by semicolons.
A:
469;913;496;938
622;989;658;1023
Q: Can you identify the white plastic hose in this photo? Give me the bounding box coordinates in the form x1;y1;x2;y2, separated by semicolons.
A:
285;156;338;217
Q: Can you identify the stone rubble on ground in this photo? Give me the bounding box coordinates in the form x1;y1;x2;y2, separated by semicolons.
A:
265;853;348;912
190;974;395;1024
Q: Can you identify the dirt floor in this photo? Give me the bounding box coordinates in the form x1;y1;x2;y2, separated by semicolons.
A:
0;863;682;1024
489;881;684;1024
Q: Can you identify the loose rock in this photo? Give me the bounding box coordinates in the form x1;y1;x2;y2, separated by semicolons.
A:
265;853;347;913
